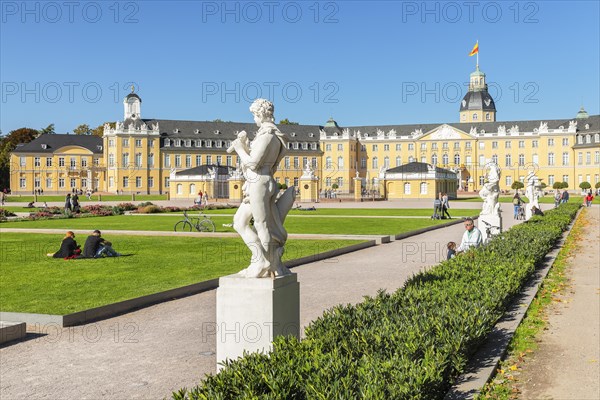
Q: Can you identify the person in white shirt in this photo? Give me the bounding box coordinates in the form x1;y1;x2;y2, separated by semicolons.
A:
457;217;483;252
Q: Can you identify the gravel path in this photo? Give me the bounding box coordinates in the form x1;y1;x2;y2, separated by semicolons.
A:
1;203;523;400
518;205;600;399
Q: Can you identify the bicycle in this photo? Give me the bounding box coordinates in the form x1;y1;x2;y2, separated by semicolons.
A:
480;220;501;244
174;210;216;232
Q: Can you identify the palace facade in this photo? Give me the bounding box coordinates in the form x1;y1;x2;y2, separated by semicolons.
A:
10;66;600;199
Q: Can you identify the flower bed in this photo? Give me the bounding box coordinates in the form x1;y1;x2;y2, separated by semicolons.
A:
173;203;580;400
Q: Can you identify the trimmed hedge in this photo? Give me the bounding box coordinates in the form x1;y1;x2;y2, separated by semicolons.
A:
174;204;580;400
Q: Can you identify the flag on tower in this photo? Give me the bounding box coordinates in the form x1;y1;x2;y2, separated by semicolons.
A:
469;41;479;56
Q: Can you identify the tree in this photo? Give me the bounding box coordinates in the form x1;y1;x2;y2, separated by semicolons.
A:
559;182;569;189
539;182;547;189
91;122;115;137
73;124;92;135
595;182;600;189
579;181;591;190
39;124;55;135
279;118;299;125
552;182;563;190
332;183;339;189
511;181;524;193
0;127;39;189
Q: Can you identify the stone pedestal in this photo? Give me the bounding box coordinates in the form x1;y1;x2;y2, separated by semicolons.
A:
228;178;244;202
299;177;318;202
216;273;300;370
478;214;502;243
354;178;362;201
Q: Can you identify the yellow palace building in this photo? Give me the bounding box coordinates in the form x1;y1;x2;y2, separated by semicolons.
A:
10;66;600;200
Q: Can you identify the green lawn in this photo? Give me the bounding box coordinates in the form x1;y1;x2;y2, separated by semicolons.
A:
455;196;598;204
0;233;363;314
3;194;168;203
0;214;459;235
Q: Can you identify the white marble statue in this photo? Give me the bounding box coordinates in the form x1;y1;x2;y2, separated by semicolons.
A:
525;169;541;220
301;162;314;178
479;159;501;216
227;99;294;278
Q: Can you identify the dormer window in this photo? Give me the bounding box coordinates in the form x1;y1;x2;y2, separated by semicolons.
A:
206;140;212;148
214;130;221;135
302;142;308;150
309;133;314;137
293;142;299;149
194;129;201;134
164;139;170;147
195;140;201;147
291;132;296;137
585;124;590;129
175;139;181;147
41;144;47;149
185;139;191;147
216;141;222;148
97;145;103;151
173;129;180;134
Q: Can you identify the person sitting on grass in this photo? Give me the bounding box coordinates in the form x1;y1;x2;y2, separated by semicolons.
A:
48;231;81;259
83;230;120;258
26;201;35;208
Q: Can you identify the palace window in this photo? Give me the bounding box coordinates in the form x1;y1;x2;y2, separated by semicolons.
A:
326;144;331;151
479;155;485;167
109;139;115;147
384;156;390;168
518;140;525;148
562;138;569;146
506;176;512;186
472;113;478;121
384;144;390;151
562;175;569;183
135;139;142;147
408;156;414;162
442;142;448;150
70;178;76;188
519;154;525;166
148;139;154;147
421;143;427;151
337;144;343;151
465;142;472;150
361;157;366;168
109;154;115;167
586;135;591;144
227;156;232;166
396;144;401;151
420;156;426;163
216;156;222;165
492;154;498;164
548;175;555;185
123;139;129;147
175;155;181;167
492;141;498;149
505;141;511;149
408;143;414;151
431;154;438;165
420;182;428;194
20;178;26;188
148;177;154;188
135;153;142;167
326;177;331;187
185;155;191;168
372;157;378;169
34;157;40;167
312;157;317;169
532;154;539;164
505;154;512;167
148;153;154;167
336;177;343;188
206;155;212;165
81;158;87;168
136;177;142;188
338;156;344;168
396;156;402;166
285;157;290;169
404;182;411;194
578;152;583;165
46;157;52;167
454;142;460;150
165;177;170;188
59;178;65;188
548;153;555;166
70;157;76;168
532;140;538;148
372;144;378;151
442;154;449;165
454;154;461;165
293;157;299;168
479;142;485;150
595;151;600;164
34;178;42;188
164;155;170;168
122;153;129;167
562;152;569;166
548;138;554;146
586;152;591;164
431;143;438;150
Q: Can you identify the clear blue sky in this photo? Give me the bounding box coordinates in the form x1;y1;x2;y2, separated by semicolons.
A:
1;0;598;134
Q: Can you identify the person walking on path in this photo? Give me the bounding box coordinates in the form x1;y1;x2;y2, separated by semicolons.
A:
513;193;523;218
64;193;72;212
442;192;451;219
561;189;570;204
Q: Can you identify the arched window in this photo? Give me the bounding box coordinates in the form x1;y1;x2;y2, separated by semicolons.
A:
396;156;401;167
384;156;390;168
190;184;196;194
442;154;449;165
408;156;414;163
337;156;344;168
420;182;427;194
404;182;411;194
176;184;182;194
454;154;461;165
326;156;332;169
431;154;438;165
372;157;378;169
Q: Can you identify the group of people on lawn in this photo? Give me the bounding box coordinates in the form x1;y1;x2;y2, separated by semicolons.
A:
48;230;120;259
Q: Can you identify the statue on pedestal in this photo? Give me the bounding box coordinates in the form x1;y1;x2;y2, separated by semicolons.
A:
227;99;294;278
479;160;501;216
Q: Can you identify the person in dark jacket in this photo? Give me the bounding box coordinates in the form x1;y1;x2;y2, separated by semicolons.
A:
83;230;120;257
64;193;72;212
49;231;80;258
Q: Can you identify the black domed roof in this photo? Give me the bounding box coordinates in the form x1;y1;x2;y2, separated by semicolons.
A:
460;91;495;112
126;93;142;102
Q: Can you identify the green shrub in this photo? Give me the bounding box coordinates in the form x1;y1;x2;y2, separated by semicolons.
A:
137;205;163;214
173;204;580;400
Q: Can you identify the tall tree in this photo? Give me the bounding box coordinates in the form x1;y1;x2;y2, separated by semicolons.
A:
91;122;115;137
73;124;92;135
39;124;55;135
0;127;39;189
